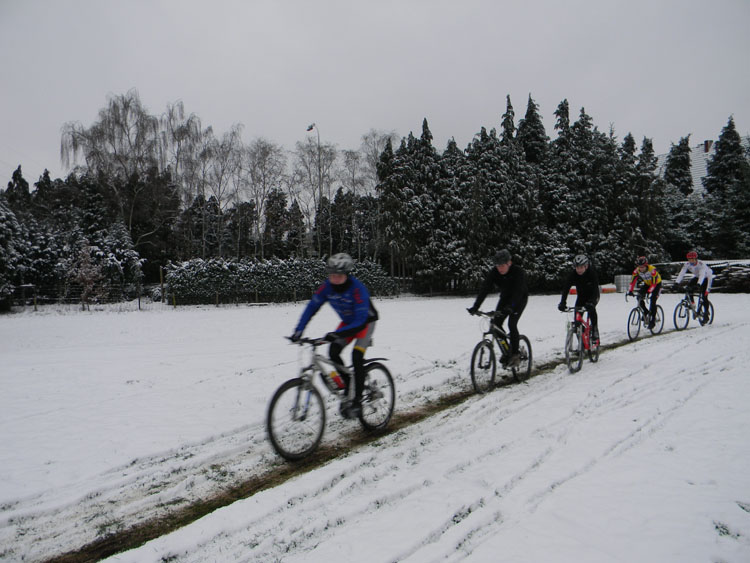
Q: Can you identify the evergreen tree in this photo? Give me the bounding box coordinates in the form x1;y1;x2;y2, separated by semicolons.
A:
286;199;306;258
702;116;750;257
664;135;693;196
4;166;31;211
330;187;355;255
516;95;548;165
0;198;28;308
263;188;288;257
500;95;516;146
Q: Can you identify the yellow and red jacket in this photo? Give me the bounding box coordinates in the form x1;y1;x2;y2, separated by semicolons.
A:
629;265;662;293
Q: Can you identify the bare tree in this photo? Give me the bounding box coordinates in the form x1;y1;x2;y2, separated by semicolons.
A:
294;138;338;256
61;88;161;180
243;138;287;258
60;89;162;222
159;101;202;205
360;128;399;194
207;124;243;257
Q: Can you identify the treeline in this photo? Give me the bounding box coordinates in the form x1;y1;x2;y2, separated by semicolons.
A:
2;89;750;309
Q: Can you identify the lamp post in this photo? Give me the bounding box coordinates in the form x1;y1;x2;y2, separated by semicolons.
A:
306;123;324;256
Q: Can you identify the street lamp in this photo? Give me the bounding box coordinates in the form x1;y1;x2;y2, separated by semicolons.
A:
306;123;324;256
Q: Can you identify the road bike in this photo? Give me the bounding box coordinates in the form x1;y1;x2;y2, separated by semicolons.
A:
625;291;664;341
266;337;395;461
469;310;532;393
673;288;714;330
562;306;600;372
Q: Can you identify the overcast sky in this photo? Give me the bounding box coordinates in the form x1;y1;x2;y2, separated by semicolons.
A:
1;0;749;185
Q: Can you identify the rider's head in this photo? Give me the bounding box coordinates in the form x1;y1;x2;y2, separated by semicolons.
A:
635;256;648;271
326;253;353;284
687;250;698;263
493;249;512;274
573;254;589;273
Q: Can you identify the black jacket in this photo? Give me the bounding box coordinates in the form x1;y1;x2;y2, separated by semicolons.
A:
473;264;529;311
560;266;600;304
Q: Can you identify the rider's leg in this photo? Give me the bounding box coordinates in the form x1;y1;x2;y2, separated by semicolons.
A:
648;284;662;327
699;279;710;314
638;288;649;316
507;297;528;356
348;322;376;413
687;278;698;305
577;295;599;338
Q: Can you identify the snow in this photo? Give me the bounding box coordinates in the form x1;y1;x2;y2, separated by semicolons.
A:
1;292;749;562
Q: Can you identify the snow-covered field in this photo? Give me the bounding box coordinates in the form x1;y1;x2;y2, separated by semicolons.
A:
1;291;749;562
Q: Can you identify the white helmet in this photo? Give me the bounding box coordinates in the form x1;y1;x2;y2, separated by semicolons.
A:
326;253;354;274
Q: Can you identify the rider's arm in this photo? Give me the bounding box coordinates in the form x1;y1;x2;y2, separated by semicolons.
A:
472;269;495;310
560;271;574;302
675;262;689;285
628;270;638;293
294;282;330;333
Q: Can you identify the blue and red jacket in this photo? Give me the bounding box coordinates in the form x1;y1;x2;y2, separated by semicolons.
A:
295;276;379;337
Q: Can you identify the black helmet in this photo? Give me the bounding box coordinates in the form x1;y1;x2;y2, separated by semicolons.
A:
573;254;589;267
326;253;354;274
635;256;648;267
493;249;511;265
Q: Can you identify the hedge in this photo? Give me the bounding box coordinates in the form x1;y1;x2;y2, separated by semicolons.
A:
165;257;399;305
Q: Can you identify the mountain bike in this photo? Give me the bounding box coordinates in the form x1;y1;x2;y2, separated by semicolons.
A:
469;310;532;393
673;288;714;330
266;337;395;461
625;291;664;341
562;306;600;373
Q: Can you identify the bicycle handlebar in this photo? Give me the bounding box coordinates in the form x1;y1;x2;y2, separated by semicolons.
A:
560;306;584;313
286;336;328;347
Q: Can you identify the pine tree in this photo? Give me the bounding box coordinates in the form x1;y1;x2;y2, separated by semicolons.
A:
0;198;29;308
702;116;750;257
516;95;548;165
664;135;693;196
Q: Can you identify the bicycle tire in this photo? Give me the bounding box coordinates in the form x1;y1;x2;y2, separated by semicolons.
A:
650;305;665;334
699;301;715;326
588;328;600;363
358;362;395;431
673;300;690;330
565;324;583;373
627;307;641;341
266;378;326;461
512;335;533;382
470;339;496;393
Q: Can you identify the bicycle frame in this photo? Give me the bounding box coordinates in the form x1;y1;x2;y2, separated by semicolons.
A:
564;307;591;351
476;311;512;359
682;290;705;320
291;337;389;399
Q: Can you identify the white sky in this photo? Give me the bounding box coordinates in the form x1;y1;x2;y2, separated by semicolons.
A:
1;0;749;185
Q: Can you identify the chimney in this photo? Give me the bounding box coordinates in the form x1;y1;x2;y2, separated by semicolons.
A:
704;140;713;153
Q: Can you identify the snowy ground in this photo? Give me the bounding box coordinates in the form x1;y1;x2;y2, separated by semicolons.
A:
1;291;749;562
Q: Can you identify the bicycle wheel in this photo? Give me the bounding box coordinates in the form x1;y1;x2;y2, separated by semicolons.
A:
627;308;641;341
470;339;496;393
266;378;326;461
587;324;600;363
673;300;690;330
359;362;395;431
512;335;533;382
699;301;715;326
650;305;665;334
565;325;583;373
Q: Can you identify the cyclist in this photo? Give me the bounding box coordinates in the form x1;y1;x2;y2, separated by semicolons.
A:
467;249;529;368
558;254;601;342
290;253;379;419
627;256;662;329
675;250;713;322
